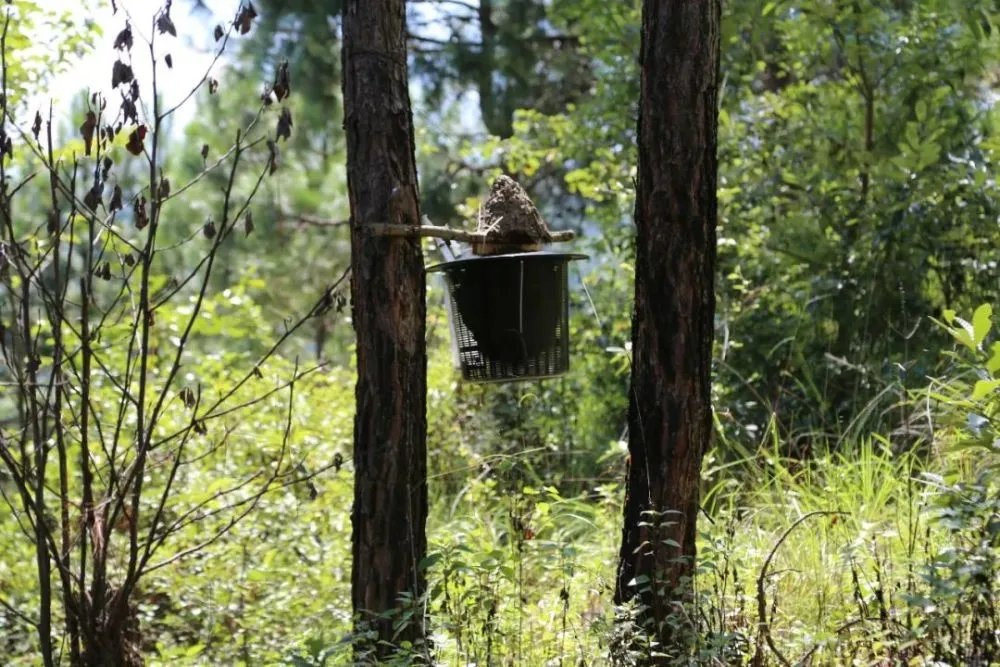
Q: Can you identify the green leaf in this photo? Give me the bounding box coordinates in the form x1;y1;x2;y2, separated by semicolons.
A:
952;317;976;351
973;304;993;347
987;343;1000;374
972;379;1000;400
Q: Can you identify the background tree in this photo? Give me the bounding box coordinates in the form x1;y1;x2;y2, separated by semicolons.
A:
342;0;430;659
615;0;720;657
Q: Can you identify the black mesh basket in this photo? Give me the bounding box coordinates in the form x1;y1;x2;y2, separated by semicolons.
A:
428;251;588;383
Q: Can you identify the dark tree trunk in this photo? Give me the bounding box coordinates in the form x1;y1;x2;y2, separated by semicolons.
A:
342;0;429;660
615;0;720;654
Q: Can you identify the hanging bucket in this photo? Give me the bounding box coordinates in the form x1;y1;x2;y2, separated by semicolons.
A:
427;251;588;383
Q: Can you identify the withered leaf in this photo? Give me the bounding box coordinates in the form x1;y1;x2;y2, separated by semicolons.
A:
164;53;173;69
251;365;263;379
113;23;132;50
260;87;274;106
156;13;177;37
266;138;278;175
111;60;133;88
179;387;196;408
203;219;216;239
208;78;219;95
244;210;254;237
80;111;97;157
214;24;224;41
272;61;290;102
31;111;41;141
110;185;123;212
121;97;138;125
200;143;209;162
83;186;101;212
158;177;170;200
314;292;332;316
276;107;292;141
99;262;112;281
125;125;147;156
234;1;257;35
102;156;113;181
134;196;149;229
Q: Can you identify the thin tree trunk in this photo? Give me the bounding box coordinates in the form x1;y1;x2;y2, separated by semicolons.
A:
342;0;429;661
615;0;720;657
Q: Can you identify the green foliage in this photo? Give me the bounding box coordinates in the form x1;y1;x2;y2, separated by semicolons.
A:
11;0;1000;665
3;1;99;104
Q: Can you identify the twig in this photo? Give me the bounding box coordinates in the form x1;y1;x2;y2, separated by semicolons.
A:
370;220;575;243
279;213;349;229
755;510;847;667
0;593;38;627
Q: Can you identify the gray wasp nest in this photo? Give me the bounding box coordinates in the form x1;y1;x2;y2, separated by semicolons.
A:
473;175;552;255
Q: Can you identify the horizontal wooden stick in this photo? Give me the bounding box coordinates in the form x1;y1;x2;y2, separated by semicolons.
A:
278;212;576;244
369;219;576;243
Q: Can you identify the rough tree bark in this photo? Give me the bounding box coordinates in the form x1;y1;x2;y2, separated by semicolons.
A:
342;0;429;659
615;0;720;653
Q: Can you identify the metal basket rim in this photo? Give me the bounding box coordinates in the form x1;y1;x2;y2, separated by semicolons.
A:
426;250;588;273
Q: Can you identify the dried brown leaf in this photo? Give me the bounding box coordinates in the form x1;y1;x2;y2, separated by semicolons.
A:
272;61;290;102
266;138;278;175
164;53;173;68
79;111;97;157
31;111;41;142
276;107;292;141
134;196;149;229
156;13;177;37
234;1;257;35
110;185;123;212
111;60;133;88
83;186;101;212
244;210;254;237
125;125;147;156
121;97;138;125
179;387;196;408
113;23;133;50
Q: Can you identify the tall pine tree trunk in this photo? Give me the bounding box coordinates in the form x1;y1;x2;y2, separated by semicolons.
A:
615;0;720;655
342;0;429;659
